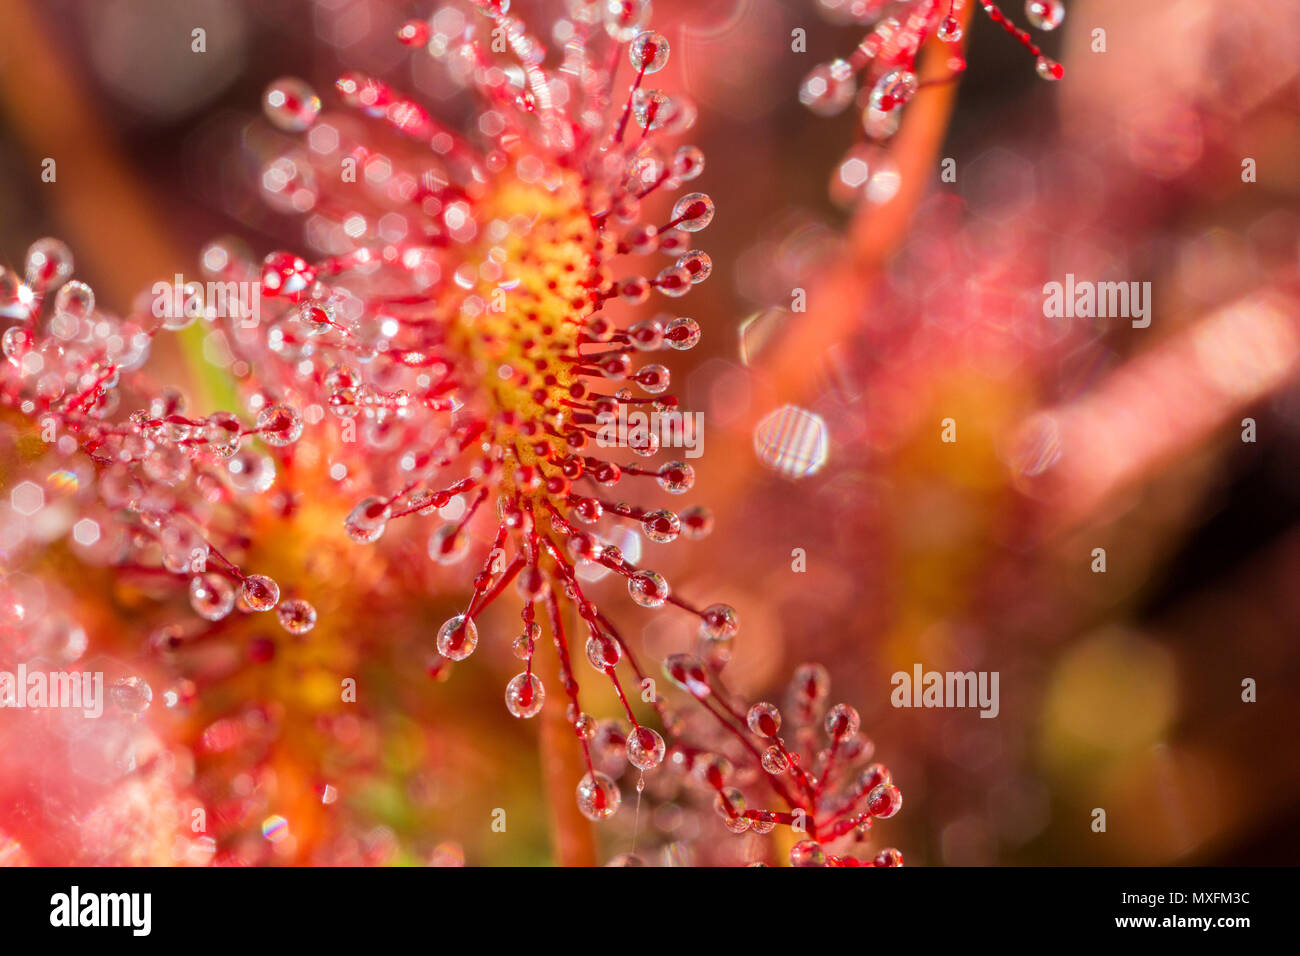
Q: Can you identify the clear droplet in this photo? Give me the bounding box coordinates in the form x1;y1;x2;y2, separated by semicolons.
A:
505;672;545;718
662;318;699;352
671;192;714;232
585;634;621;671
256;404;303;447
625;726;665;770
242;574;280;611
631;88;671;131
437;614;478;661
628;31;669;74
761;745;790;774
868;783;903;818
675;250;711;284
575;770;622;820
700;603;738;640
641;509;679;543
628;569;669;607
656;460;694;494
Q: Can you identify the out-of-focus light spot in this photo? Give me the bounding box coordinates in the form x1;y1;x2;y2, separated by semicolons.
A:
839;156;869;189
517;154;545;184
478;111;505;138
660;841;693;866
363;156;393;185
445;202;469;231
753;405;829;478
10;481;44;516
438;495;466;521
1124;100;1203;180
866;160;901;204
203;329;235;369
941;815;996;866
1024;291;1300;523
830;146;899;207
262;165;289;192
377;213;408;243
1102;743;1224;862
429;841;465;866
738;308;788;366
47;469;79;493
261;815;289;842
1005;412;1062;480
1042;627;1177;768
72;519;101;547
963;148;1036;224
1192;295;1296;398
308;122;340;155
201;245;229;274
577;524;640;582
87;0;248;121
0;831;32;866
200;718;243;753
